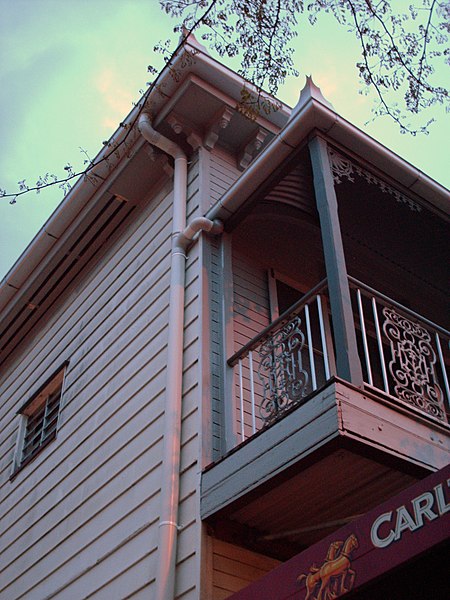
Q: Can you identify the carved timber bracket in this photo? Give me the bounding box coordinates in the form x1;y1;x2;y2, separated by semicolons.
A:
186;132;203;151
165;114;202;151
238;128;269;171
328;149;422;212
167;114;184;135
204;106;234;150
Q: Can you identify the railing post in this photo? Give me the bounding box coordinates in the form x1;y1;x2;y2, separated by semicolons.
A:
308;136;363;386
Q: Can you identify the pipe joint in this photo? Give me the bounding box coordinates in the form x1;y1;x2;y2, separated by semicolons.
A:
138;113;186;160
171;248;187;259
175;217;224;252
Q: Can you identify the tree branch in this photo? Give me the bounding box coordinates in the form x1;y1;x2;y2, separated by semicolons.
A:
1;0;220;202
358;0;441;97
347;0;412;131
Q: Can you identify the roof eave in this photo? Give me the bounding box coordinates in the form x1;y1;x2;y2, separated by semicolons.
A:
0;36;292;327
206;96;449;224
0;36;290;299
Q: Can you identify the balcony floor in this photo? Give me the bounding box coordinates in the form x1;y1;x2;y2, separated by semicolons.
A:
202;379;450;556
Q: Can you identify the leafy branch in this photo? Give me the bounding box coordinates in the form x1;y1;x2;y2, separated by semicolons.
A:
162;0;449;131
1;0;448;202
0;0;220;203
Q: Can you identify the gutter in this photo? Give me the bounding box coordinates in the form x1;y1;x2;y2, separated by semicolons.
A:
204;99;330;224
0;135;146;315
138;113;222;600
205;87;449;225
0;34;201;315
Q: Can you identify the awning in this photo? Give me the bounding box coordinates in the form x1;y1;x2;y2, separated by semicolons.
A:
230;463;450;599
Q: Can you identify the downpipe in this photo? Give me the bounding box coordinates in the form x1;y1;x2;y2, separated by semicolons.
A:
138;113;222;600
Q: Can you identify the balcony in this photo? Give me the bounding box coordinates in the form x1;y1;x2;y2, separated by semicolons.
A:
228;277;449;447
201;277;450;556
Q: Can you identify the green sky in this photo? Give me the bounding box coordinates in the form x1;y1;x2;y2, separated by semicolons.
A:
0;0;448;279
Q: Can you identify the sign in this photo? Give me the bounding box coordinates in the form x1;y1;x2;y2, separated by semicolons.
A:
230;464;450;599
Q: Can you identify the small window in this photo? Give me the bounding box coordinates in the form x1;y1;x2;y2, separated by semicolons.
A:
17;365;66;469
268;269;306;321
275;279;305;316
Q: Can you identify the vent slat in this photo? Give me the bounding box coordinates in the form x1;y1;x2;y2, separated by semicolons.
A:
0;197;134;364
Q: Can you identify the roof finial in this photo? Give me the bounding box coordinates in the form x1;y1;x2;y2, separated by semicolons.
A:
178;26;210;55
288;76;334;121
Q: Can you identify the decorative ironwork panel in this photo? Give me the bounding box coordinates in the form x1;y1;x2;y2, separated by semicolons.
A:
382;307;445;420
328;149;422;212
257;316;309;425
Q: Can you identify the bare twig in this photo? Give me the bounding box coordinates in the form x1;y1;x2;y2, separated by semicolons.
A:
1;0;220;202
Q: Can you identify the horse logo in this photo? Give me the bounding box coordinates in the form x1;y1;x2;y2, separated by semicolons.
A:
297;533;359;600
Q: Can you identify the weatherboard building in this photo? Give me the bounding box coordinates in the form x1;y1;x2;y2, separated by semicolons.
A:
0;34;448;599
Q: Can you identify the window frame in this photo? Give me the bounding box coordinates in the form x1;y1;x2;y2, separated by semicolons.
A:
12;362;68;476
267;269;309;322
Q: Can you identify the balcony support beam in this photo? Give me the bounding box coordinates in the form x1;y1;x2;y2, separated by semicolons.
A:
308;136;363;386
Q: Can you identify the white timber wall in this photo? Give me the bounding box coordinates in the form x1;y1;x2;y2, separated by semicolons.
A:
208;148;241;458
0;152;205;599
232;252;270;353
232;250;271;441
209;232;272;454
209;235;225;459
209;149;241;207
174;152;204;599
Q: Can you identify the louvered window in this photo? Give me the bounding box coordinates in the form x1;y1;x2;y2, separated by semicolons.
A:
18;366;66;468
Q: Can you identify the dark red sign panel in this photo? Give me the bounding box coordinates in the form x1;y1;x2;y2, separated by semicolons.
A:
230;464;450;599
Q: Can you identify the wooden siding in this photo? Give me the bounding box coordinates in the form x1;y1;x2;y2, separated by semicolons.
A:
0;153;205;599
264;162;317;219
209;239;272;458
210;237;225;459
232;253;270;349
211;539;280;599
232;251;270;441
207;148;243;458
209;149;241;208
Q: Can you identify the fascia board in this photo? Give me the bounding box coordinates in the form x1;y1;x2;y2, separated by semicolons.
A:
1;40;288;295
155;73;284;135
325;115;450;214
408;176;449;213
1;43;191;279
0;283;19;312
0;40;218;312
181;41;291;128
0;135;147;315
1;232;59;294
205;100;329;222
206;98;449;224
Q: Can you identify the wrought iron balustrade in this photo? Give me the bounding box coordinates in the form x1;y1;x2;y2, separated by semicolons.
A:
227;276;449;451
349;277;449;423
228;280;332;443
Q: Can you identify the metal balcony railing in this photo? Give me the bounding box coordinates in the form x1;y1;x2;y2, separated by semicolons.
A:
228;279;332;444
228;278;449;449
349;277;449;423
